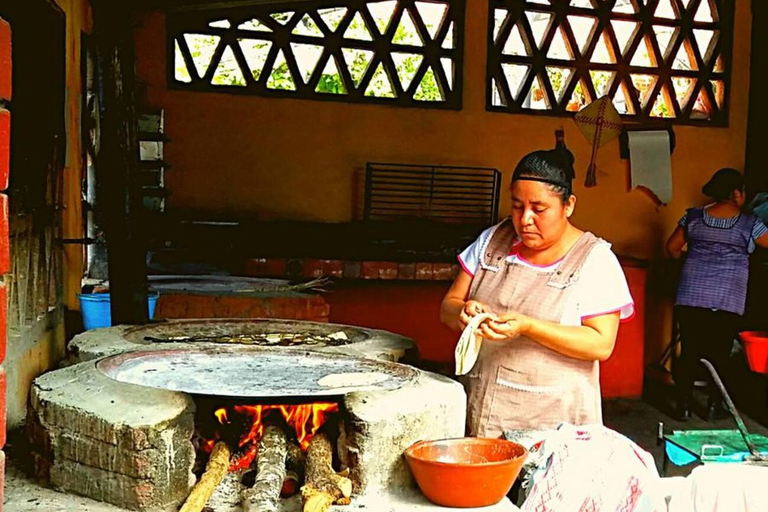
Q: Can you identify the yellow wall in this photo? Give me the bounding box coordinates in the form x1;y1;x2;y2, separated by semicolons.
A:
133;1;752;358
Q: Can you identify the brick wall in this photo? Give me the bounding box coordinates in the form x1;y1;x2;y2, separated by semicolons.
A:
0;15;11;508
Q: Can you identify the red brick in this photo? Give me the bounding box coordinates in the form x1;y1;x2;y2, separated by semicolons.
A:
0;194;7;276
397;262;416;280
361;261;381;279
244;258;268;277
433;263;454;281
415;262;434;280
265;258;287;277
0;109;8;191
0;280;6;365
321;260;343;278
379;262;398;280
302;259;324;278
0;368;5;448
0;18;10;102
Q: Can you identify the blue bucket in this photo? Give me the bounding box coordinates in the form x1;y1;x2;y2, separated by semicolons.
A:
78;292;159;330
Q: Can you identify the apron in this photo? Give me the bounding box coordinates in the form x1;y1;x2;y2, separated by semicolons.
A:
464;219;604;437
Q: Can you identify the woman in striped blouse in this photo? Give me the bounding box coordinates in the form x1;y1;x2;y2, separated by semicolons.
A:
666;168;768;421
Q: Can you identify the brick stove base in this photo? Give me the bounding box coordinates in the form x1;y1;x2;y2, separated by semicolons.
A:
28;346;468;511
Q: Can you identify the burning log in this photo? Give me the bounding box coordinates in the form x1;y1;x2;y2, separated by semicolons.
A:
241;424;288;512
281;439;306;498
205;470;246;512
180;441;231;512
301;432;352;512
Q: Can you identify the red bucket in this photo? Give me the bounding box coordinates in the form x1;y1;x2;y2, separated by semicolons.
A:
739;332;768;374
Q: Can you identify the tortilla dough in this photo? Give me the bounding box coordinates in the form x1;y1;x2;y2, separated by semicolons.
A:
317;372;391;388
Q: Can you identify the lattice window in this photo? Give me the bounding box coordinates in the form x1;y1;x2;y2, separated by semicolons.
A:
487;0;733;125
168;0;465;109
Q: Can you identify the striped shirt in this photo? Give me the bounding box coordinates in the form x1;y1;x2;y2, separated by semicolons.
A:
679;210;768;253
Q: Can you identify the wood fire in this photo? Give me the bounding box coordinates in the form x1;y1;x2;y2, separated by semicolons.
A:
182;401;350;512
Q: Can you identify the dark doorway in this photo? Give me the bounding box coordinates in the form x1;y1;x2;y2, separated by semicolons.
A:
0;0;66;334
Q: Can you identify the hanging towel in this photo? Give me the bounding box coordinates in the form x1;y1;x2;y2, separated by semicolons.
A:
454;313;495;376
629;131;673;204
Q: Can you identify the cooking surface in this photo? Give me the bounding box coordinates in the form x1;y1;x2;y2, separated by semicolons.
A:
97;347;418;398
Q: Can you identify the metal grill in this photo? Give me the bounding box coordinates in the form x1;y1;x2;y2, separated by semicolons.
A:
363;162;501;225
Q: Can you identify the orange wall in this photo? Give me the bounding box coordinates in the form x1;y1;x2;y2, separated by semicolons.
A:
133;1;752;359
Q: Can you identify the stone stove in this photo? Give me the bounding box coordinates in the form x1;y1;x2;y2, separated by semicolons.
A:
28;320;518;511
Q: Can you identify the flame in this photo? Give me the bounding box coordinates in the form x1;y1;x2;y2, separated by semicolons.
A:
208;402;339;472
215;408;229;424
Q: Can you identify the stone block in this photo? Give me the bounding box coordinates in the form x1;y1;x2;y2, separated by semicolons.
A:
0;19;10;102
0;109;8;191
29;362;196;510
342;370;466;498
49;458;191;511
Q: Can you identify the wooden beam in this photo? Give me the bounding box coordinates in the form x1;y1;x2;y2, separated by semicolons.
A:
93;2;149;325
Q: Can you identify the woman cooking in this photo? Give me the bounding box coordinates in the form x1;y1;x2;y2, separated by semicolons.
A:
440;149;634;437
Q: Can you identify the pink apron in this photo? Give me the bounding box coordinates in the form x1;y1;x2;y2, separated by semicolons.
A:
464;219;604;437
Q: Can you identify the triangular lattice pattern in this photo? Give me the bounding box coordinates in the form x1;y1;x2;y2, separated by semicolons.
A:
487;0;731;124
171;0;462;109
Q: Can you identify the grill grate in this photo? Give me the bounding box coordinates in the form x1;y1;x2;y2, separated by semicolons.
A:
363;163;501;225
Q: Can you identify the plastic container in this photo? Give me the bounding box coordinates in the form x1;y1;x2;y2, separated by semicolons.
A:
739;331;768;374
405;437;527;508
78;292;159;330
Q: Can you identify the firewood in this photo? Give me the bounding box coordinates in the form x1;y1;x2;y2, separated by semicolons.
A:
301;433;352;512
241;424;288;512
287;440;306;479
280;470;300;498
205;469;245;512
180;442;231;512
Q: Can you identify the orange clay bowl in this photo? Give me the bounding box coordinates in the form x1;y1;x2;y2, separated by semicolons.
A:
405;437;528;508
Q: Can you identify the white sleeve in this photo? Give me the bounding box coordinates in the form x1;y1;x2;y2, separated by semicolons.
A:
457;226;495;277
576;243;635;322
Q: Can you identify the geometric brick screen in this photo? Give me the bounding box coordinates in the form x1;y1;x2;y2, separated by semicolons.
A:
168;0;466;110
487;0;733;125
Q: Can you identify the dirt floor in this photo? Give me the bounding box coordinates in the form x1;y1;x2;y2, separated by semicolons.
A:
4;394;767;512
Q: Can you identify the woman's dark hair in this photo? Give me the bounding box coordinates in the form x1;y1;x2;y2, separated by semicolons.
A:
511;148;575;203
702;168;744;201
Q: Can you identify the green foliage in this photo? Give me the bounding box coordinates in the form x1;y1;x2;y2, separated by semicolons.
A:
175;6;447;101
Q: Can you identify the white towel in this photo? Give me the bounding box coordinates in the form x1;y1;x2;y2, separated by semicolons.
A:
454;313;495;376
629;131;673;204
667;465;768;512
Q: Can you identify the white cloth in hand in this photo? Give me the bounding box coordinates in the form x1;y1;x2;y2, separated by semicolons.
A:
454;313;495;376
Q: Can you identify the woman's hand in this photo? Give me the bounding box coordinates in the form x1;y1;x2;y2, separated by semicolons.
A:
479;311;532;341
459;300;490;330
